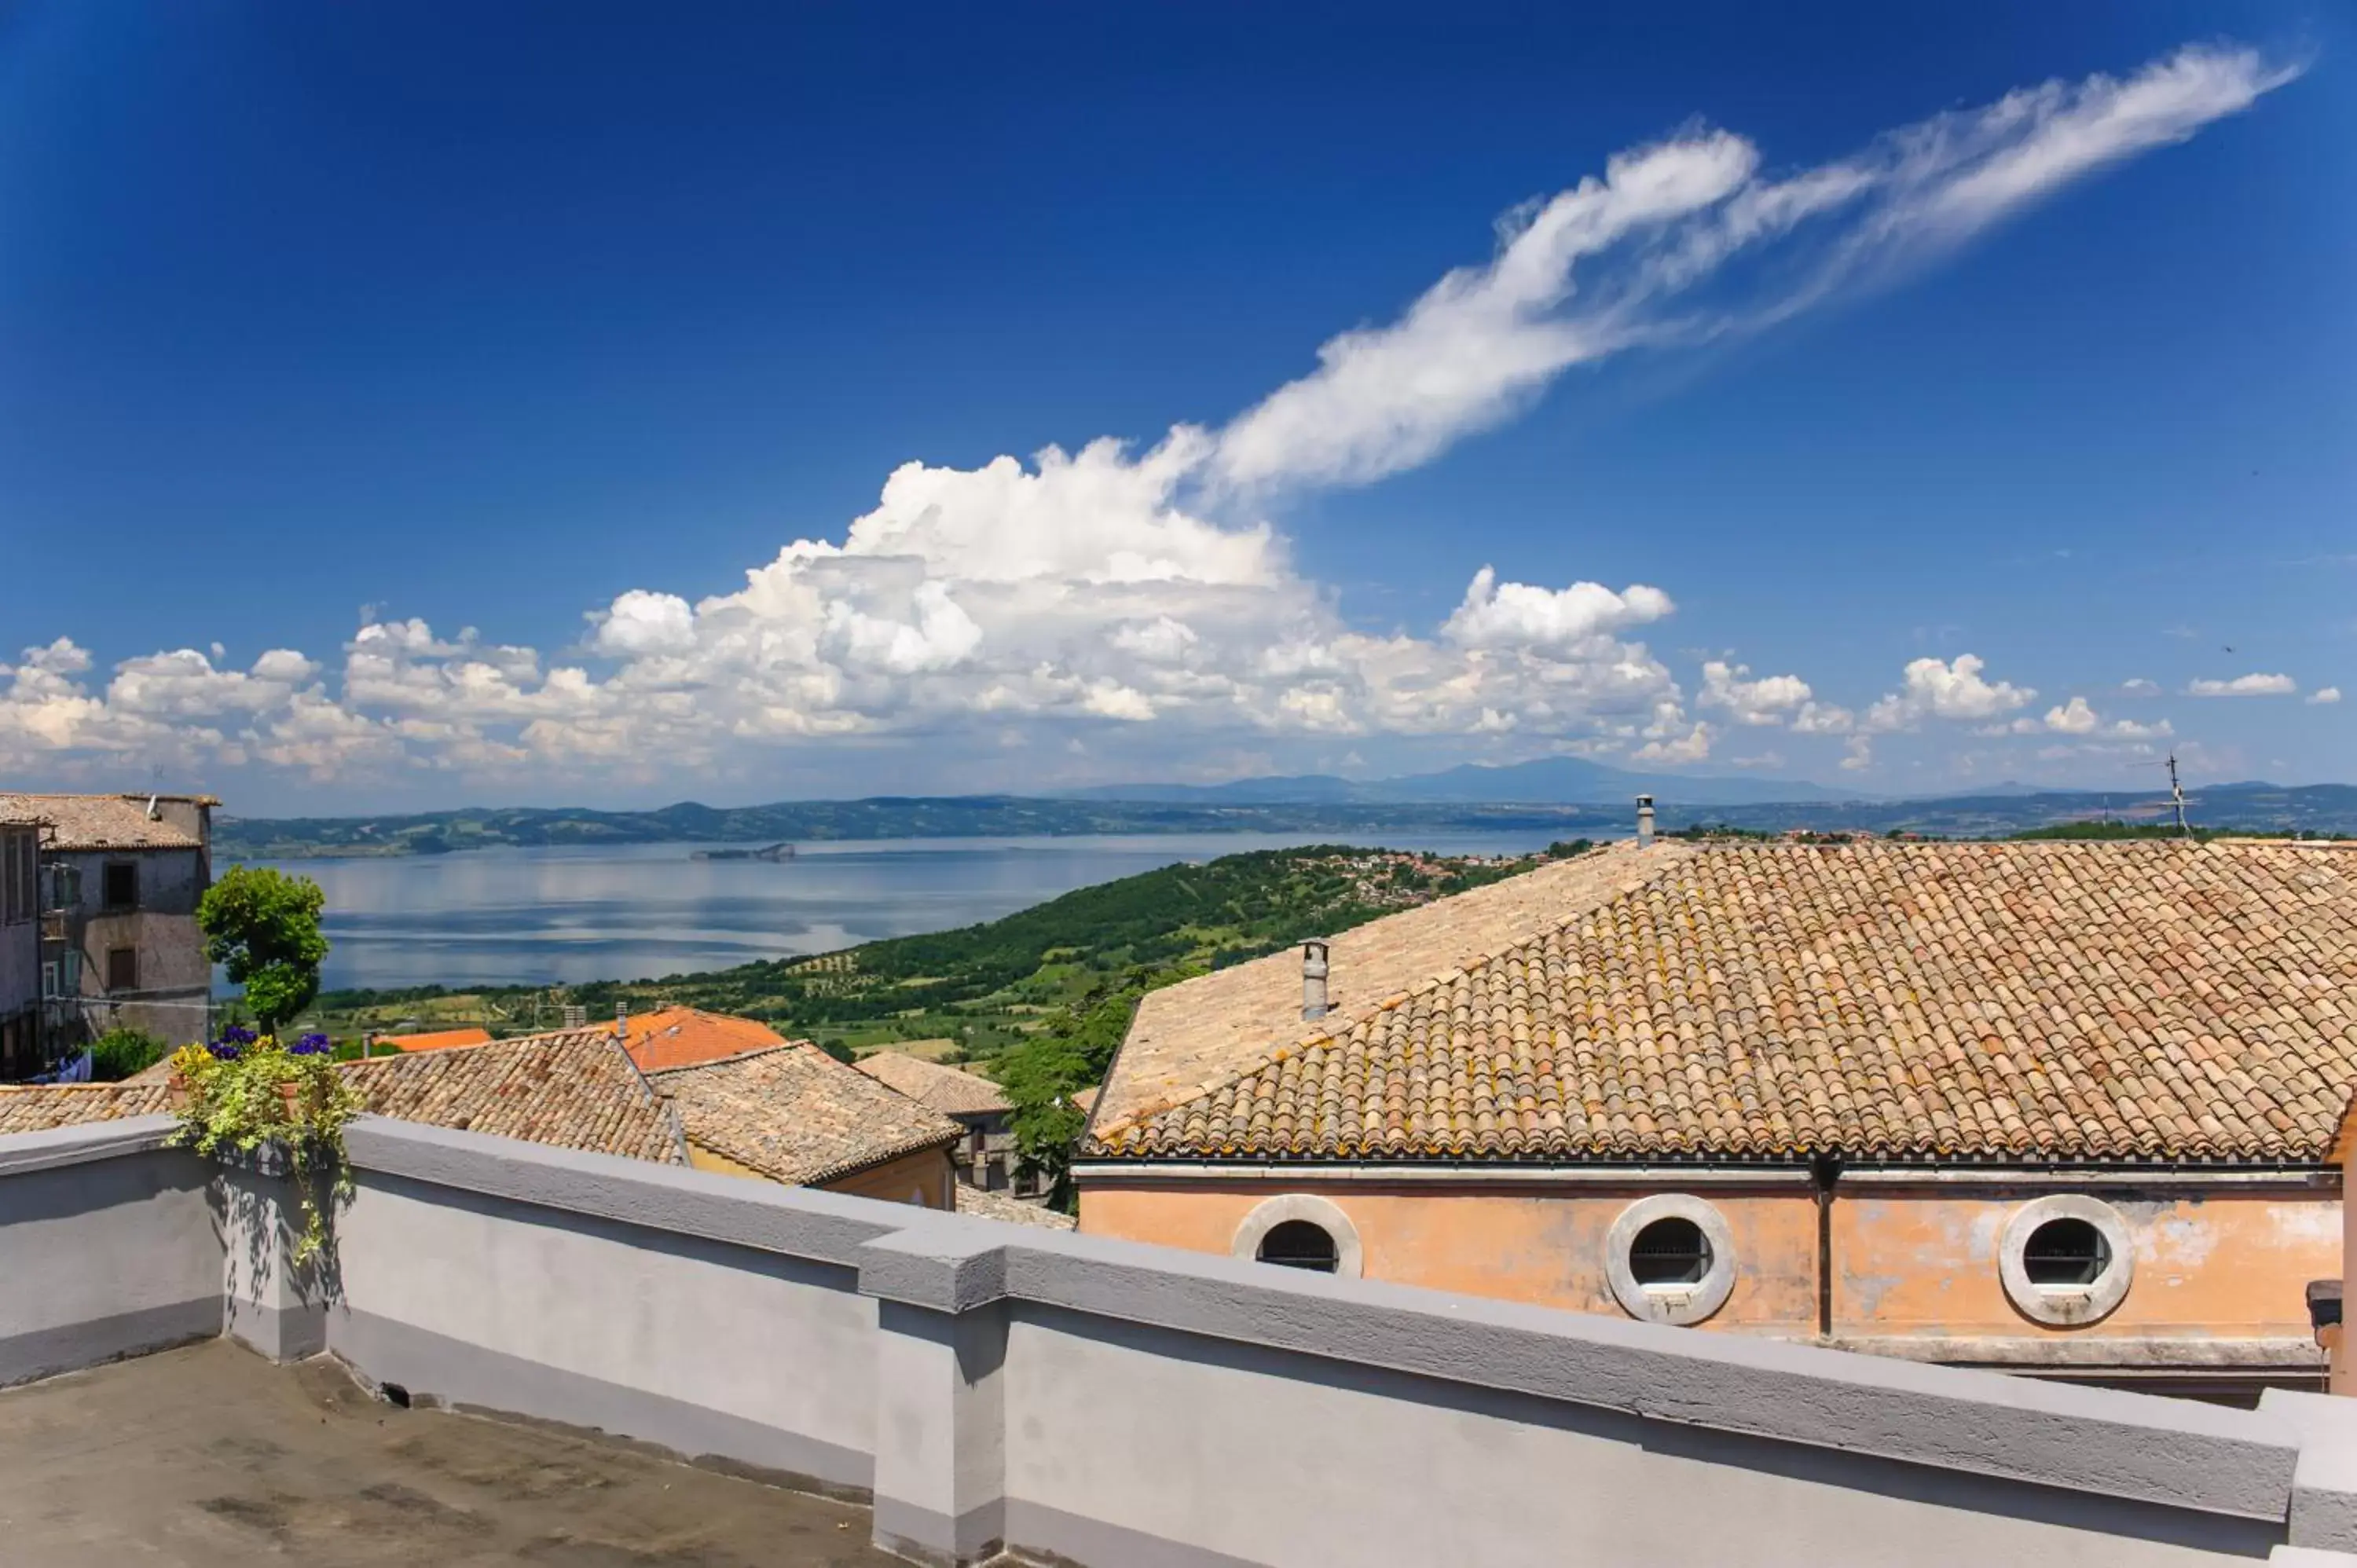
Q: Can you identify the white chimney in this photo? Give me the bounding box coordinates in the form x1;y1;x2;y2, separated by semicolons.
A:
1636;794;1656;848
1301;940;1331;1022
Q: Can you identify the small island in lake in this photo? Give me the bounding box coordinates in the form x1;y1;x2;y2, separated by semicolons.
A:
691;842;797;863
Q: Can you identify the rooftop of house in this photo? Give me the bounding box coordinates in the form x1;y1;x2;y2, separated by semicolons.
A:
620;1005;789;1071
0;1341;898;1567
0;792;212;851
340;1029;685;1165
374;1025;494;1052
649;1043;963;1185
1086;838;2357;1168
852;1049;1013;1116
955;1181;1078;1229
0;1080;170;1136
6;1028;980;1192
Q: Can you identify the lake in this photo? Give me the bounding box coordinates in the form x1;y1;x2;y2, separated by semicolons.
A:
255;830;1572;993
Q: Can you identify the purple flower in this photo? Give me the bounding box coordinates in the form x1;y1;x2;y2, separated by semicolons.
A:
207;1039;244;1061
291;1033;332;1057
219;1024;258;1046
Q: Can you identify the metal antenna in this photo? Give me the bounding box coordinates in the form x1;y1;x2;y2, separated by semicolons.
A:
2165;751;2191;839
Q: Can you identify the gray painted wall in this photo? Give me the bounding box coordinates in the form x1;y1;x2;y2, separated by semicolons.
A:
12;1113;2357;1567
0;1117;222;1386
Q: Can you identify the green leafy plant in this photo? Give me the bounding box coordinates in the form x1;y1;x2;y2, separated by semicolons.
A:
89;1027;170;1082
167;1030;361;1263
198;866;331;1033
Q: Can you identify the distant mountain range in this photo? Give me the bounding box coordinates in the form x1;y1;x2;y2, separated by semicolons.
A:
1070;756;1868;807
213;776;2357;859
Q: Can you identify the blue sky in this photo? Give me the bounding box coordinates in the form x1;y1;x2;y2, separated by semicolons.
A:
2;2;2348;812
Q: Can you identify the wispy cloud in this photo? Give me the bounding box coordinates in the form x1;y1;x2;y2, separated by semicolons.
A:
0;44;2296;794
2188;672;2298;697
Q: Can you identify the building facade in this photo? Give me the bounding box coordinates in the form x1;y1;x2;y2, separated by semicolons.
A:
1076;837;2357;1401
0;816;42;1078
852;1050;1039;1194
0;795;217;1053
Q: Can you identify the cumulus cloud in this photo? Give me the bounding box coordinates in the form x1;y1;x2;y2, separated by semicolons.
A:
2119;677;2162;697
0;42;2292;789
2188;672;2297;697
1867;654;2036;731
2311;687;2344;706
1698;661;1812;726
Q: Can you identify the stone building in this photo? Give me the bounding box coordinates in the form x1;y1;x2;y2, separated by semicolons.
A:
1075;837;2357;1401
0;793;215;1056
853;1050;1036;1193
0;814;42;1077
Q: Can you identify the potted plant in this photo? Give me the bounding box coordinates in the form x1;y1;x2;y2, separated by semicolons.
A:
168;1029;361;1262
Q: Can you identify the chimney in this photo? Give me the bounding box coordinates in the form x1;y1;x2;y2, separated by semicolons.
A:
1301;940;1330;1023
1636;794;1656;848
614;1006;627;1041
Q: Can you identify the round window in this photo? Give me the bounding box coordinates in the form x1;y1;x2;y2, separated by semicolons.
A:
1628;1217;1711;1286
1605;1196;1736;1326
1255;1219;1340;1273
2000;1197;2133;1326
1229;1194;1365;1279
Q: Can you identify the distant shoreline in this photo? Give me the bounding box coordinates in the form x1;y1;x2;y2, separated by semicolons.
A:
214;782;2357;861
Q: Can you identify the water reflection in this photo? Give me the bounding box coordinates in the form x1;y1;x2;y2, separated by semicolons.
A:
251;830;1563;991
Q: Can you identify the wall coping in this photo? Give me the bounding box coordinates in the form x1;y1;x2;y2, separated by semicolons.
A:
0;1114;179;1178
332;1116;2304;1525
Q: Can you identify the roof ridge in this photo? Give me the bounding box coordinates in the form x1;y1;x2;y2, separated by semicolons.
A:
643;1042;804;1079
1090;844;1692;1150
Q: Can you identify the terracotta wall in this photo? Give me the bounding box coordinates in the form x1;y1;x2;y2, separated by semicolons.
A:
1080;1181;1820;1333
684;1141;958;1211
1830;1185;2337;1352
1080;1178;2341;1353
823;1145;958;1211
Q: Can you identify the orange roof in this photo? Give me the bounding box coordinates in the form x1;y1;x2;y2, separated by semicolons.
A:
1090;841;2357;1168
378;1027;493;1052
621;1007;788;1072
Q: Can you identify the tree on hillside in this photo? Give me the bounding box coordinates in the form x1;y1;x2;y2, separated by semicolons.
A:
999;962;1201;1208
198;866;330;1035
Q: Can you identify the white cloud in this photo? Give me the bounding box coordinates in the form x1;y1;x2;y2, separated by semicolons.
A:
1442;569;1673;651
1790;701;1855;735
2106;717;2174;738
2311;687;2344;706
1867;654;2036;731
2042;697;2100;735
2188;672;2297;697
1698;661;1812;726
1632;722;1715;765
0;43;2293;790
2119;677;2162;697
1839;736;1874;771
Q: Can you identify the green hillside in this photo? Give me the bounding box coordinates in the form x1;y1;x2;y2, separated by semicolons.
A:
307;840;1593;1197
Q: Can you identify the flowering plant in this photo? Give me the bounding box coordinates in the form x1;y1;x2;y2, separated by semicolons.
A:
168;1031;361;1263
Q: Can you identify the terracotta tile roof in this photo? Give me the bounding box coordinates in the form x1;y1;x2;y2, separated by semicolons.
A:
1092;840;1692;1134
853;1052;1012;1116
621;1007;787;1072
651;1044;962;1186
0;1083;169;1135
376;1027;493;1053
0;793;207;851
341;1030;685;1165
1086;841;2357;1167
955;1185;1077;1229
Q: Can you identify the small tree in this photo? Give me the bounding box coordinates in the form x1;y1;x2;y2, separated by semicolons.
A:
198;866;330;1035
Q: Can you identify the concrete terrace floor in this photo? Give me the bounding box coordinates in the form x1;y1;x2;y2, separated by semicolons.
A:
0;1340;906;1567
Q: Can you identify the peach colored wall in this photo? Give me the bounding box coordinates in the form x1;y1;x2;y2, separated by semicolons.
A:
1831;1188;2339;1347
825;1146;958;1211
1080;1181;1819;1333
685;1140;957;1211
1080;1179;2340;1348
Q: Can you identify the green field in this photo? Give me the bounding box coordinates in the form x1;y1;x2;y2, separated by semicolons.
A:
306;840;1593;1196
